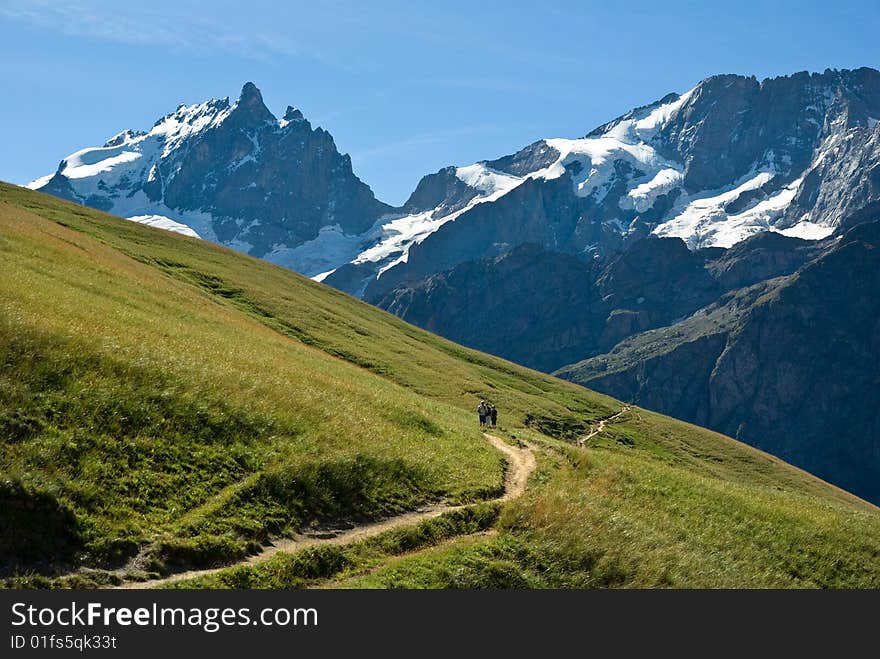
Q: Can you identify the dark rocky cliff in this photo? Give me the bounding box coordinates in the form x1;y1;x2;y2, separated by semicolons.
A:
558;221;880;504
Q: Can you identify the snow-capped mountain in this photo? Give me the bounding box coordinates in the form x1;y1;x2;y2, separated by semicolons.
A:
29;69;880;300
324;67;880;299
29;82;391;271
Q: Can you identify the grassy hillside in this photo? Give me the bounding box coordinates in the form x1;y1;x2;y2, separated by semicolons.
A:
332;412;880;588
1;182;878;588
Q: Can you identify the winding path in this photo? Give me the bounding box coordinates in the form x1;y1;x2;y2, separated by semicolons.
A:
577;406;630;446
119;434;536;589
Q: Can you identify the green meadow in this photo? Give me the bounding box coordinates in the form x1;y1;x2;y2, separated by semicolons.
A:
1;182;877;588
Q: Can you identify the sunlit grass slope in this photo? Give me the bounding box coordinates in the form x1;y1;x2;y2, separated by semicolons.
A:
1;182;877;588
331;413;880;588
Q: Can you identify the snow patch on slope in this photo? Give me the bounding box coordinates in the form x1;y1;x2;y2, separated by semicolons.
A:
621;168;683;212
127;214;201;238
632;92;693;132
91;186;219;243
26;174;54;190
774;220;835;240
264;224;369;277
543;137;679;202
330;165;536;281
653;173;808;248
61;146;143;179
538;91;695;202
151;99;234;157
455;164;520;195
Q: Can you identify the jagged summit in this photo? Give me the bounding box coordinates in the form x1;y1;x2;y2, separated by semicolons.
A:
283;105;305;122
29;82;391;264
240;80;261;99
232;81;274;124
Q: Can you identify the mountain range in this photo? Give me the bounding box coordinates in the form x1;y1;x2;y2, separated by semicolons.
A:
27;67;880;503
31;69;880;291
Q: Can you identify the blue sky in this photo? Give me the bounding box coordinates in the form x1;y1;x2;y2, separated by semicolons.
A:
2;1;878;205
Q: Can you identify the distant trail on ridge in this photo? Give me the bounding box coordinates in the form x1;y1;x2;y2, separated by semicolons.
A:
577;406;630;446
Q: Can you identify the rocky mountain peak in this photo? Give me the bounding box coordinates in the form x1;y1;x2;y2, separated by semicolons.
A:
229;81;274;125
283;105;305;122
29;82;390;266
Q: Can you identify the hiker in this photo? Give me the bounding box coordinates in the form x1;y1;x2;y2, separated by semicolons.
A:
477;400;488;428
490;405;498;429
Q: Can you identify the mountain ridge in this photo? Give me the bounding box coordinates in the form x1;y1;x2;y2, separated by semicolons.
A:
29;68;880;297
351;66;880;298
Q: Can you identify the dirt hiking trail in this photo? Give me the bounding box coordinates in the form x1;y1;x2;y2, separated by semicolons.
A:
120;434;535;589
578;406;630;446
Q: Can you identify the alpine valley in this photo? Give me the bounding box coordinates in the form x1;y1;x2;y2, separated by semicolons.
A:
27;67;880;505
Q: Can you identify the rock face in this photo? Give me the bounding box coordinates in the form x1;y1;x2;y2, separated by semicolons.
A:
556;221;880;504
704;231;823;290
375;230;822;373
377;244;604;372
29;83;391;271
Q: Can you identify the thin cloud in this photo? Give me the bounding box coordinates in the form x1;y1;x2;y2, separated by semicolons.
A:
0;1;331;64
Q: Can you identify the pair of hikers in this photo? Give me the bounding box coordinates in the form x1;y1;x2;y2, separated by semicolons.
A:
477;400;498;429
